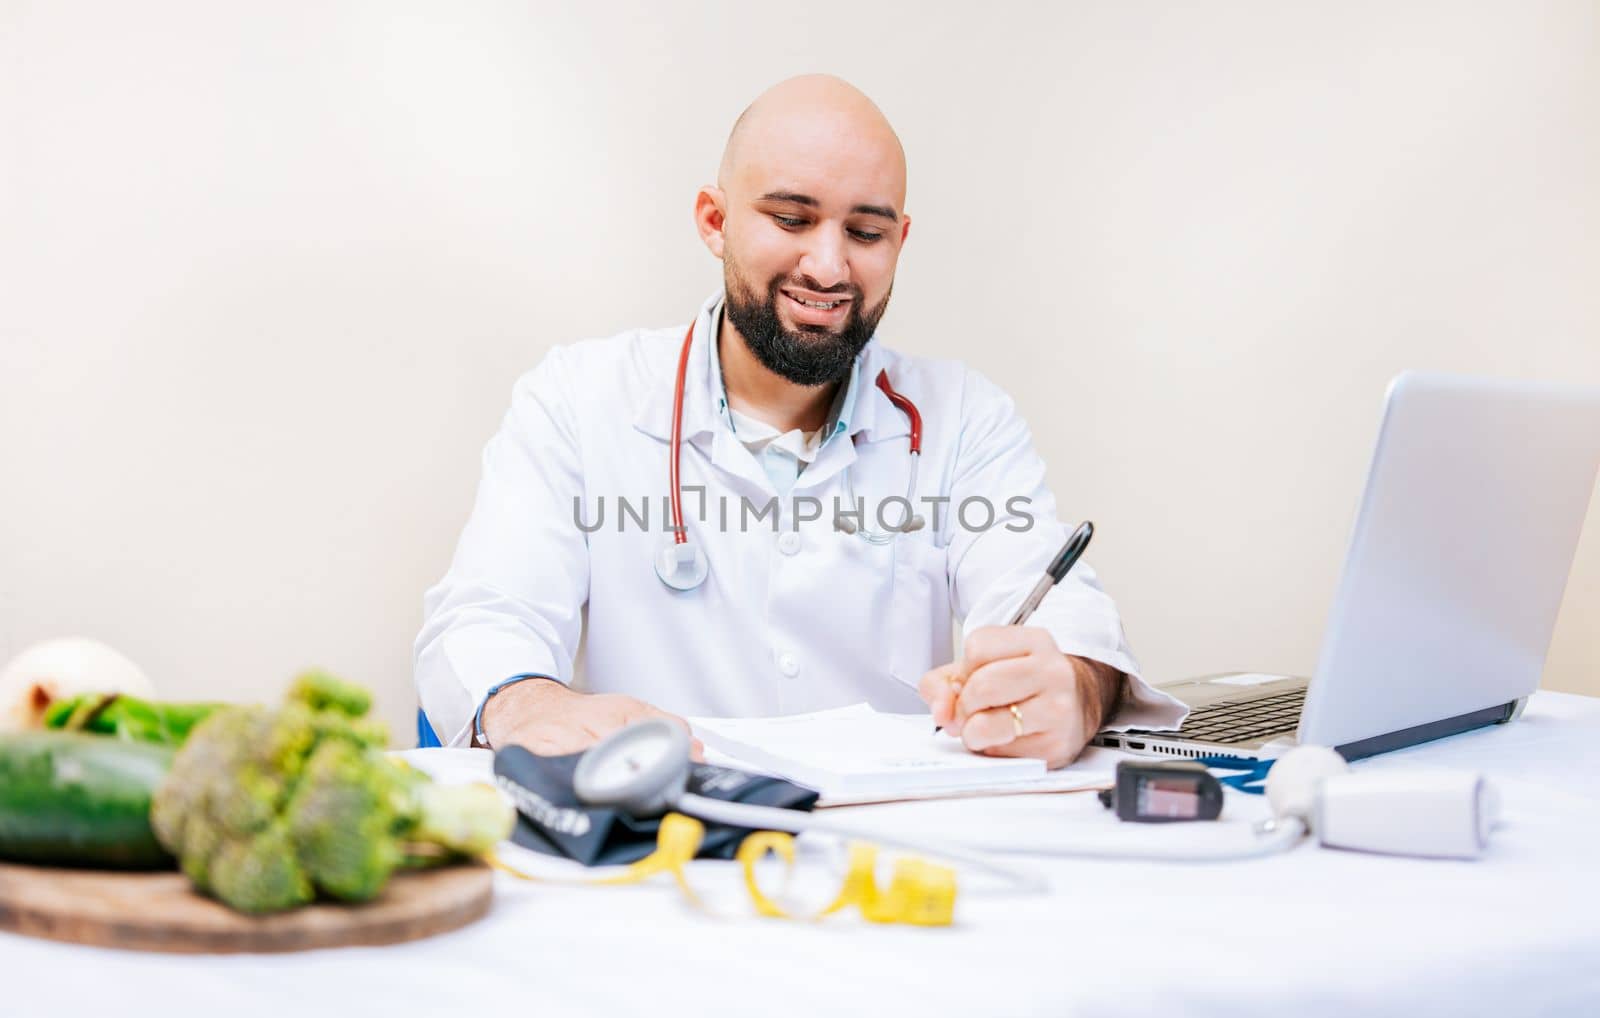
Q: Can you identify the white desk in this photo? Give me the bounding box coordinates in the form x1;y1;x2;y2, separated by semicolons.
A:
6;691;1600;1018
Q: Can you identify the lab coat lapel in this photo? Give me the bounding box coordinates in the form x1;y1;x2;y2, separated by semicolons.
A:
705;425;780;500
631;293;722;446
631;292;778;499
796;345;911;492
847;347;913;448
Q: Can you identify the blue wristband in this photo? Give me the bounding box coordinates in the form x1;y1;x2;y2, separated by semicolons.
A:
473;673;560;746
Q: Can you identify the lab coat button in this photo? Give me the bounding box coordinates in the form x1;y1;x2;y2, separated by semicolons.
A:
778;532;801;555
777;652;800;677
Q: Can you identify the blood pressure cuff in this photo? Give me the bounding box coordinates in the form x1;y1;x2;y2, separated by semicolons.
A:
492;746;819;866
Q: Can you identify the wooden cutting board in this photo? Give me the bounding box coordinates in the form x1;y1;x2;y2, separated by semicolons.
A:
0;860;493;953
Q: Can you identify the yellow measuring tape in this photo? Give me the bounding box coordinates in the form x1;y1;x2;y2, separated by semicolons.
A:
738;832;957;926
490;813;956;927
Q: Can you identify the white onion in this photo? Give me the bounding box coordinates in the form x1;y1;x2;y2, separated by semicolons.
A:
0;637;156;732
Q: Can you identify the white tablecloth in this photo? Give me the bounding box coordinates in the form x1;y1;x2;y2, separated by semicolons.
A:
6;691;1600;1018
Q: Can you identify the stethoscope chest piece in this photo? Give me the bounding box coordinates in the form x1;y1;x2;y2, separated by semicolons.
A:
655;539;709;591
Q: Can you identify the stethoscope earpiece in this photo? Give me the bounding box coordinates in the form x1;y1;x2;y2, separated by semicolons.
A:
835;511;925;541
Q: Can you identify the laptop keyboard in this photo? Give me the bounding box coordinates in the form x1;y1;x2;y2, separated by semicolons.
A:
1170;688;1307;744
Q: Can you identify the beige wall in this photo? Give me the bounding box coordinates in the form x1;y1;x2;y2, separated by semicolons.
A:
2;1;1596;744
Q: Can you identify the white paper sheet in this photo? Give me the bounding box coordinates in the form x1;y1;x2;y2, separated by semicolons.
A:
690;702;1050;799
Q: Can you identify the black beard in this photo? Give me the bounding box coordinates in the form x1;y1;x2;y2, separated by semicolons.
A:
723;269;891;387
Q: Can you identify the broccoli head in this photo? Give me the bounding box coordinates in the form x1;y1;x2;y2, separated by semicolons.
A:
150;671;513;914
287;670;372;719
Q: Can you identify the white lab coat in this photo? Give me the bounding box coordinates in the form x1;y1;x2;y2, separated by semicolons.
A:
415;292;1185;747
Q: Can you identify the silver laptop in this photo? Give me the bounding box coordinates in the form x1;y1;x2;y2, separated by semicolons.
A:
1096;371;1600;761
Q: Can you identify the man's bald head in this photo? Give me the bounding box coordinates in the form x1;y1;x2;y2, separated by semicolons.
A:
694;76;910;387
717;74;906;206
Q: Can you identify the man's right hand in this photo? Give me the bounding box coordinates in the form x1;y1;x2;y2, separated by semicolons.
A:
479;677;704;759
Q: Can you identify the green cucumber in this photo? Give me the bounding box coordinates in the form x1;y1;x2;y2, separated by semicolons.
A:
0;731;175;869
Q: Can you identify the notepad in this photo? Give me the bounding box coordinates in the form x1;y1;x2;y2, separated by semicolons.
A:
689;703;1050;800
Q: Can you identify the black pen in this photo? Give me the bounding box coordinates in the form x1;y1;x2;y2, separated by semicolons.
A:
935;521;1095;732
1006;521;1095;625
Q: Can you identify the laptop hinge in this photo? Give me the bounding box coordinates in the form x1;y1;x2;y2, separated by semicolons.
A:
1335;700;1520;762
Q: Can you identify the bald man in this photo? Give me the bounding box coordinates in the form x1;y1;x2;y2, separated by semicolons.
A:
415;75;1184;765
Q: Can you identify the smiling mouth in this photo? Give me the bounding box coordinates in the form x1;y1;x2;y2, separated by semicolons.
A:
782;289;852;311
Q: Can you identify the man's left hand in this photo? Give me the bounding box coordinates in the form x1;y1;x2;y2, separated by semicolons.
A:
918;626;1124;769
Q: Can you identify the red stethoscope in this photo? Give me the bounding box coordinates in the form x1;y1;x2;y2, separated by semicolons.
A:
656;320;927;590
